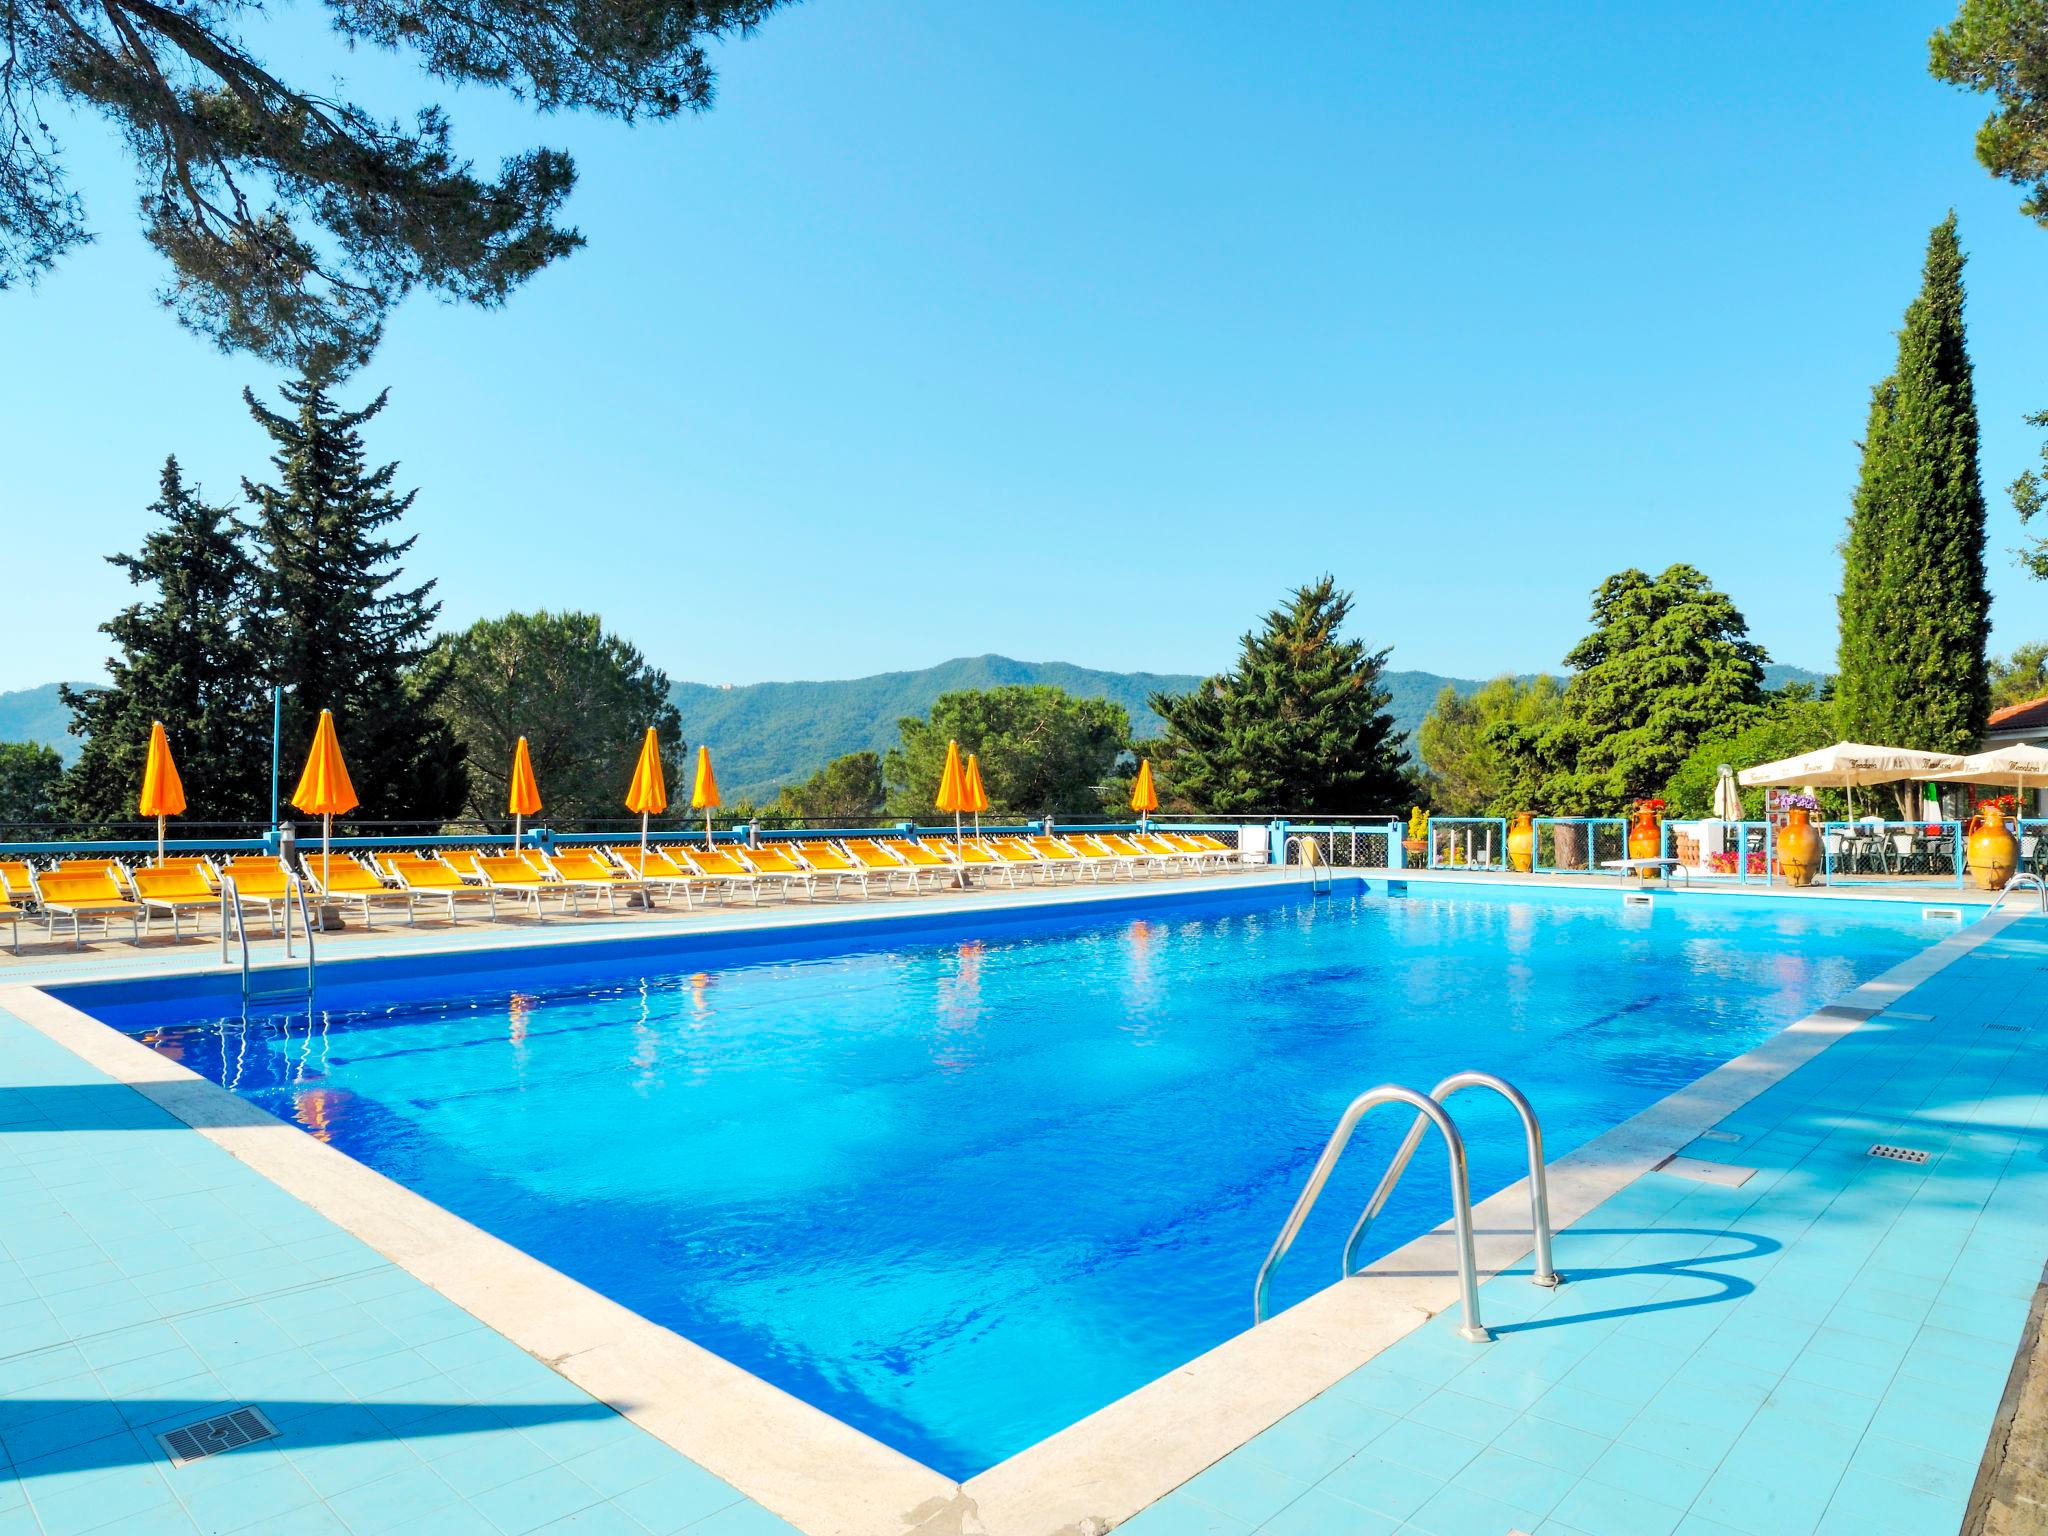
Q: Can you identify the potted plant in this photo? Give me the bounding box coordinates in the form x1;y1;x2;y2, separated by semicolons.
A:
1403;806;1428;865
1776;791;1823;887
1967;793;2019;890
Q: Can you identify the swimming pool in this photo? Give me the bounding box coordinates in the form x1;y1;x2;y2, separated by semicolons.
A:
75;881;1949;1479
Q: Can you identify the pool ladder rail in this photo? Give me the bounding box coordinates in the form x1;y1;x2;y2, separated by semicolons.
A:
219;873;318;1006
1283;835;1334;895
1989;872;2048;916
1252;1072;1562;1339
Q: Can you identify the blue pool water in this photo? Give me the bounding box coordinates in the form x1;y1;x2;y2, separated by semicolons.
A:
87;882;1948;1479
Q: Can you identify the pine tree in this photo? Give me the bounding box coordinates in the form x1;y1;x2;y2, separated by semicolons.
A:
1836;213;1992;756
242;375;467;821
1152;577;1413;814
61;458;267;825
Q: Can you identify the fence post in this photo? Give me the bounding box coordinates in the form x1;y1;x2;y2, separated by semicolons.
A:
1387;820;1404;870
1270;819;1289;866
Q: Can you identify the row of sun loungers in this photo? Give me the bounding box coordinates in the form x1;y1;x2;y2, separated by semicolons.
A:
0;833;1244;946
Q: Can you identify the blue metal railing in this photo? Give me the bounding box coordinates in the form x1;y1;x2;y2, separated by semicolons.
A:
1428;817;1507;871
1819;820;1965;888
1530;817;1628;875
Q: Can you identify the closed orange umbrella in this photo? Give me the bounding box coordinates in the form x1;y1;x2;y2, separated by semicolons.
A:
1130;758;1159;830
963;752;990;840
290;709;358;887
507;737;542;849
624;728;667;875
935;738;969;847
138;720;186;866
691;745;722;849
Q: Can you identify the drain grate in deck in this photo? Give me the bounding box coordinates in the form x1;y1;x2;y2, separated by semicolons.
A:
157;1407;276;1466
1868;1144;1930;1165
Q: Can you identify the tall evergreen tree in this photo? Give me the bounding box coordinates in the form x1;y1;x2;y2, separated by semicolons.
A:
242;376;466;821
61;458;267;824
1152;577;1413;814
1835;213;1992;755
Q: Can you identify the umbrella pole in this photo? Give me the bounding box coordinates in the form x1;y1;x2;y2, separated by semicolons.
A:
515;813;523;850
705;809;713;848
156;814;165;868
322;815;331;888
639;811;649;877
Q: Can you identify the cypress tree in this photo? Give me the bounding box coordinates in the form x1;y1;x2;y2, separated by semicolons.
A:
1152;577;1413;814
242;375;467;821
1836;213;1992;754
61;457;268;825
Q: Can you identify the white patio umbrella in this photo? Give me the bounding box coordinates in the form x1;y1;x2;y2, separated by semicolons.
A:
1738;742;1966;819
1929;744;2048;814
1711;763;1743;821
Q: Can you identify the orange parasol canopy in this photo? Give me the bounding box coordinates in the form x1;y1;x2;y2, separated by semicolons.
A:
1129;759;1159;815
138;720;187;819
962;753;990;815
625;728;667;816
291;709;359;817
935;739;969;813
508;736;542;818
690;745;722;810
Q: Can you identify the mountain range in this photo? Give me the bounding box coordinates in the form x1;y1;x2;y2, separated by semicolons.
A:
3;658;1827;801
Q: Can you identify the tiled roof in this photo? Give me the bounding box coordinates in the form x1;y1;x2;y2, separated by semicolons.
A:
1987;694;2048;735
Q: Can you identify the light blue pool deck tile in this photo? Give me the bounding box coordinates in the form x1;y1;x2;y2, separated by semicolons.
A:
1312;1451;1445;1522
1225;924;2048;1536
1402;1478;1554;1536
1112;1488;1256;1535
0;1008;809;1536
1254;1486;1400;1535
1175;1456;1314;1526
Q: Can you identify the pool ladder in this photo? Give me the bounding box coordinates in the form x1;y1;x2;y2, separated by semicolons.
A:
1989;872;2047;916
1252;1072;1561;1338
1283;835;1334;895
220;873;318;1006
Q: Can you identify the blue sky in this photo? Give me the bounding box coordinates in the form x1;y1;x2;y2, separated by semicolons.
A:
4;0;2045;694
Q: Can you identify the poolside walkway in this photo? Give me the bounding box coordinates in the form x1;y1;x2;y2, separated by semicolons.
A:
1120;918;2048;1536
0;1002;797;1535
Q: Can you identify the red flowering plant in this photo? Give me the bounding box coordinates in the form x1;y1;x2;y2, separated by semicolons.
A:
1626;797;1667;819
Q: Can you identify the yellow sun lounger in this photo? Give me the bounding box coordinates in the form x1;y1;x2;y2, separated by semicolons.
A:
545;849;655;914
1021;836;1103;881
789;841;880;898
382;854;504;923
1133;833;1206;870
839;840;925;893
471;855;579;918
32;868;142;946
676;846;772;903
735;844;818;899
943;838;1020;886
601;845;702;903
0;860;36;909
307;857;416;929
53;857;138;898
132;864;225;940
983;837;1058;883
216;859;299;934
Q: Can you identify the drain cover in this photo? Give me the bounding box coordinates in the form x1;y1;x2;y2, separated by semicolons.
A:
1987;1023;2024;1033
157;1407;277;1466
1868;1144;1929;1164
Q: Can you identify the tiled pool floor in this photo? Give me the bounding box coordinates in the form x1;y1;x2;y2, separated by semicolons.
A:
0;1007;796;1536
1121;921;2048;1536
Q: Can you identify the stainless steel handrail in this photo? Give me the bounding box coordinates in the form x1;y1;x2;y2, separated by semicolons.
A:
1253;1084;1488;1339
220;874;250;983
222;871;316;1003
1989;872;2047;916
1344;1071;1561;1290
1283;835;1333;893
